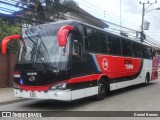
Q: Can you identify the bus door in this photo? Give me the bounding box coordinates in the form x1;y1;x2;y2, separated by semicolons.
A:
71;27;85;77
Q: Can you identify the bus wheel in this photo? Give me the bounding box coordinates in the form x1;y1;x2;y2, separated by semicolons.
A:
94;79;107;100
144;73;150;85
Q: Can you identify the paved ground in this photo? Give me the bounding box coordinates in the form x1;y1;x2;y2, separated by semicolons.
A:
0;80;160;120
0;88;29;105
0;88;22;103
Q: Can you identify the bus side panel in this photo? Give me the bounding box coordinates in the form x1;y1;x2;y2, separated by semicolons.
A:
110;59;152;90
94;54;143;81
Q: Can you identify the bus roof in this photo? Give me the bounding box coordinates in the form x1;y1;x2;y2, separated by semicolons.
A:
28;20;157;48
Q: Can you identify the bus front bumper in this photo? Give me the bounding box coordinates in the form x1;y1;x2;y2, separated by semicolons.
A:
14;89;72;101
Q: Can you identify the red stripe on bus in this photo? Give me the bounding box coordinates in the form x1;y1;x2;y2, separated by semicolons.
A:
17;74;100;91
67;74;100;84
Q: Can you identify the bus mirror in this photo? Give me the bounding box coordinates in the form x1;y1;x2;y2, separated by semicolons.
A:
1;35;21;54
58;25;74;47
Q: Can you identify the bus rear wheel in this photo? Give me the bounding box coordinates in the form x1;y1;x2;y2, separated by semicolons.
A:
94;78;108;100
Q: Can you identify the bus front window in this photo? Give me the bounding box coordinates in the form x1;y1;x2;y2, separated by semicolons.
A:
18;24;71;70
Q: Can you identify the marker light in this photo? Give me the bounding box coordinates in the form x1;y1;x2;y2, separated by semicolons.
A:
13;71;21;78
14;83;20;89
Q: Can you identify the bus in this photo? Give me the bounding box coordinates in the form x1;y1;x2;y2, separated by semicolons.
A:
1;20;159;101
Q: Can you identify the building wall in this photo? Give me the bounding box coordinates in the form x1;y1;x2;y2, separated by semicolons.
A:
0;53;9;87
0;52;17;88
65;12;108;28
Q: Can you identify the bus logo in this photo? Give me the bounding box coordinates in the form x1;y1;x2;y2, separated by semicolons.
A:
102;58;108;70
27;72;37;76
2;112;11;117
29;76;35;81
124;60;134;69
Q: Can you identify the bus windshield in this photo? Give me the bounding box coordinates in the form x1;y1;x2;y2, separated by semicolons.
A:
18;23;71;69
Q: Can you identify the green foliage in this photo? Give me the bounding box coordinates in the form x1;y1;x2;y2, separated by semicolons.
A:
0;19;21;53
18;0;77;24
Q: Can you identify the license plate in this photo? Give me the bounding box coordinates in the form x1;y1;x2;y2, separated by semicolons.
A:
30;91;36;97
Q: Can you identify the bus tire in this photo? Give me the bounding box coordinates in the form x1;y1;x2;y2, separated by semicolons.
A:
144;73;150;85
94;78;107;100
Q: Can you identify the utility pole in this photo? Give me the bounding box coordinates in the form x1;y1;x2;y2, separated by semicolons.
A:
139;0;157;42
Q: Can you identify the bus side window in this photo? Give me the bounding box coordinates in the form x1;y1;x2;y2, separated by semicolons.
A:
108;35;121;55
84;27;89;51
99;32;107;54
83;27;100;53
121;39;132;57
142;45;151;59
152;48;156;59
132;42;142;58
142;45;146;59
147;47;152;59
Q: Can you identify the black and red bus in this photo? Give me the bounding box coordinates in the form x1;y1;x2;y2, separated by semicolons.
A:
1;20;158;101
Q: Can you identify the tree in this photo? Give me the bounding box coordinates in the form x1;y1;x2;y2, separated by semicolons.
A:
0;19;21;53
16;0;77;25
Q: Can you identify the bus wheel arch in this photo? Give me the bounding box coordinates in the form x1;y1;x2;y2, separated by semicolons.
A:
99;76;110;91
94;75;110;100
145;72;150;84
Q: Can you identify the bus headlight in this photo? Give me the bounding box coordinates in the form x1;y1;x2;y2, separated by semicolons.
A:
50;82;67;90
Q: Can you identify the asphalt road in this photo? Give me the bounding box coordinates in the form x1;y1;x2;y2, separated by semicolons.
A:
0;80;160;120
